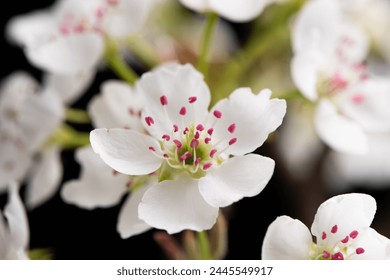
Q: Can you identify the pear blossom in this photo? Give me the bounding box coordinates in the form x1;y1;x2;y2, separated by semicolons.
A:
61;80;153;238
179;0;279;22
0;182;30;260
262;193;390;260
6;0;154;75
291;0;390;155
0;72;64;208
90;63;286;234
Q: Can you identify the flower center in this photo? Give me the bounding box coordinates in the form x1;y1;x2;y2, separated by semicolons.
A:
145;95;238;180
310;224;365;260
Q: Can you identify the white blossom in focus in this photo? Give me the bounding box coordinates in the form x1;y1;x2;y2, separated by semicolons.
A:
90;63;286;234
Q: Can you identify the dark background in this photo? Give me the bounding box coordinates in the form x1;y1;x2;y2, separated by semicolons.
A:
1;0;390;260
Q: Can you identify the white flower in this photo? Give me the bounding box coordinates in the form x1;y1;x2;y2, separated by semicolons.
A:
291;0;390;154
90;63;286;234
0;72;64;208
62;80;153;238
262;193;390;260
0;182;30;260
6;0;154;75
179;0;277;22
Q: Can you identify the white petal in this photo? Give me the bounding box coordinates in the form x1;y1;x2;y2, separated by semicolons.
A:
88;80;144;131
26;33;104;75
117;185;152;239
26;146;62;209
179;0;209;12
4;182;29;259
138;176;219;234
262;216;312;260
90;128;162;175
209;0;272;22
104;0;154;38
311;193;376;246
349;228;390;260
210;88;286;155
291;50;322;101
138;63;210;138
61;147;128;209
199;154;274;207
315;99;367;154
44;71;95;104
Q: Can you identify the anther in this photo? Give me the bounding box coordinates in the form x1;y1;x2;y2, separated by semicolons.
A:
191;139;199;149
162;134;170;141
180;152;192;162
160;95;168;106
145;116;154;126
331;252;344;260
349;230;359;239
229;138;237;145
356;248;365;255
179;107;187;116
196;124;204;131
210;149;217;158
173;124;179;132
194;131;200;139
149;146;156;152
341;236;349;243
173;140;182;150
203;162;213;170
194;158;201;166
228;123;236;133
322;251;330;259
207;128;214;136
331;225;338;234
213;110;222;119
188;96;197;103
322;232;327;240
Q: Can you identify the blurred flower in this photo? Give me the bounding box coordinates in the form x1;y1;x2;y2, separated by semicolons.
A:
291;0;390;154
0;182;30;260
0;72;64;208
179;0;279;22
90;63;286;234
61;80;153;238
262;193;390;259
6;0;155;75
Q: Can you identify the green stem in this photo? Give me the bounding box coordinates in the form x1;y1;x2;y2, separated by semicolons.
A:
126;36;160;68
105;40;138;85
197;12;218;81
65;108;91;124
197;231;212;260
48;124;91;149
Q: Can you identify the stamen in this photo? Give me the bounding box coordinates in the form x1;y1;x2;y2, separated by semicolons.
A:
149;146;156;152
173;140;182;150
356;248;365;255
203;162;213;170
331;252;344;260
210;149;217;158
194;131;200;139
322;232;327;240
341;236;349;243
349;230;359;239
331;225;338;234
173;124;179;132
196;124;204;131
229;138;237;145
228;123;236;133
179;152;192;162
205;137;212;144
160;95;168;106
145;116;154;126
188;96;197;103
207;128;214;136
194;157;201;166
162;134;170;141
322;251;330;259
213;110;222;119
179;107;187;116
190;139;199;149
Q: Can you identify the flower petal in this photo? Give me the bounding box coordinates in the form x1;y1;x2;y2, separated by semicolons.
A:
138;63;210;138
4;182;29;259
209;88;286;155
262;216;312;260
315;99;367;154
117;185;152;239
179;0;209;13
199;154;274;208
138;176;218;234
349;228;390;260
25;146;63;209
90;128;162;175
61;147;128;209
26;33;104;75
209;0;272;22
311;193;376;246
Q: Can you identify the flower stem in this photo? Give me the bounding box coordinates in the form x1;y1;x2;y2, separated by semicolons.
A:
48;124;91;149
105;40;138;85
197;12;218;81
197;231;213;260
65;108;91;124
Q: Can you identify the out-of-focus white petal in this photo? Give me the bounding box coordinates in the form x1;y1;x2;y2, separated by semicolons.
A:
117;185;152;239
199;154;274;208
179;0;209;12
311;193;376;247
25;146;63;209
4;182;29;259
26;33;104;75
262;216;312;260
90;128;162;175
61;147;128;209
138;63;210;138
209;88;286;155
315;99;367;154
138;176;219;234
